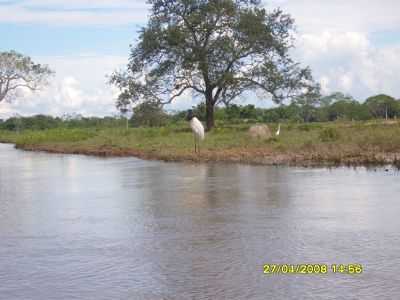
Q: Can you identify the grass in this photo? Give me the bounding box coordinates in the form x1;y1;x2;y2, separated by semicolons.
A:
1;120;400;167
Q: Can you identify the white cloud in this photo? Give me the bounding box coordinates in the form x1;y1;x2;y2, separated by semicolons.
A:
298;31;370;61
0;54;126;118
319;76;330;94
271;0;400;33
338;73;353;92
295;31;400;100
60;76;82;108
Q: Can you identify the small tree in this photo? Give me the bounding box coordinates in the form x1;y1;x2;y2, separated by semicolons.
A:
130;101;169;127
116;97;132;129
0;51;53;103
110;0;319;130
293;89;321;122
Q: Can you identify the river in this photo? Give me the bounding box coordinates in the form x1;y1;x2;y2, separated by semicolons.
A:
0;143;399;299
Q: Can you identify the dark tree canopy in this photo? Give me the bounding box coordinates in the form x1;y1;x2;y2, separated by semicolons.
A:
110;0;319;130
0;50;53;103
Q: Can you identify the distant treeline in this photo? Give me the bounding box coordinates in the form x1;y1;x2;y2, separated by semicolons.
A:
0;93;399;131
186;93;400;124
0;115;126;131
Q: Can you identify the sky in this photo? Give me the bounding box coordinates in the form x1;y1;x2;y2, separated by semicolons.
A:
1;0;400;118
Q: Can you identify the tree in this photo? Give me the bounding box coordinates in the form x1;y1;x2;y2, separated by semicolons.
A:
0;51;53;103
240;104;257;120
293;88;321;122
116;97;132;129
327;100;370;121
225;104;241;121
130;101;169;127
317;92;355;121
365;94;399;119
110;0;319;130
319;92;354;107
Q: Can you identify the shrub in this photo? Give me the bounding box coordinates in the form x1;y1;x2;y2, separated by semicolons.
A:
130;102;169;127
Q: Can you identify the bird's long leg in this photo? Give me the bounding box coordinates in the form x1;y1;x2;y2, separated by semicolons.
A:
194;135;197;153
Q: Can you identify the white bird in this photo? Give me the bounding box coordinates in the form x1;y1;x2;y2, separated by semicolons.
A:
275;123;281;136
186;109;205;154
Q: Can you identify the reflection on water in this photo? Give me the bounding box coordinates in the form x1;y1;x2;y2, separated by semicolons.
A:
1;143;400;299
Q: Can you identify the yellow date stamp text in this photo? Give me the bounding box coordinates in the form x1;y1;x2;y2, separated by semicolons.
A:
263;264;363;275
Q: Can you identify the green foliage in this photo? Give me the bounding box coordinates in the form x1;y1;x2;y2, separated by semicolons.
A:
327;100;371;121
240;104;258;120
276;104;302;122
15;128;95;146
365;94;400;119
2;115;60;131
0;93;399;135
0;130;18;143
62;116;125;129
293;90;321;122
320;92;354;107
130;102;169;127
225;104;241;121
0;115;127;131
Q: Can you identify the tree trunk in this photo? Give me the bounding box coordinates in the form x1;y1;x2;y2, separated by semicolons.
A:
206;100;215;131
385;105;388;120
205;94;215;131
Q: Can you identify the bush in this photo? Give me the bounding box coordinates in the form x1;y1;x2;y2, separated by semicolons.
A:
130;102;169;127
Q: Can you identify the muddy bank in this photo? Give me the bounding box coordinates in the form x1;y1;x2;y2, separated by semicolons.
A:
14;143;400;168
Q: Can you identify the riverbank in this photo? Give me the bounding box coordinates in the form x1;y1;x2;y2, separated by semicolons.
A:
1;121;400;167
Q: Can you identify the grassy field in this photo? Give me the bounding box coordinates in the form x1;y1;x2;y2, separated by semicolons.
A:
1;120;400;167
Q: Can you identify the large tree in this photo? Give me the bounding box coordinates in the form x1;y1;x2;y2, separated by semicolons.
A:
0;50;53;103
110;0;319;130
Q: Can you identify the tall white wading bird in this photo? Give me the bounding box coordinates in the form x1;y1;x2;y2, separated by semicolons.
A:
186;109;205;153
275;123;281;136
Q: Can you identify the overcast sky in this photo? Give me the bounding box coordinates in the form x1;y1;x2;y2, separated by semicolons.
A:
1;0;400;118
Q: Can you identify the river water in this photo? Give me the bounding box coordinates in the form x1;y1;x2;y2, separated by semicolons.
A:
0;143;399;299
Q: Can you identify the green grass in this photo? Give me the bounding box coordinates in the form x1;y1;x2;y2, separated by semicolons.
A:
1;120;400;166
15;128;96;145
0;130;19;143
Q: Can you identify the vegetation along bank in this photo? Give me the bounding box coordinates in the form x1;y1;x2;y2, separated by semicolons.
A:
1;117;400;168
